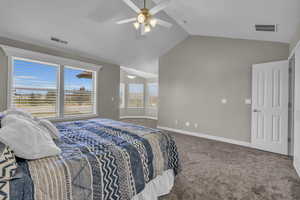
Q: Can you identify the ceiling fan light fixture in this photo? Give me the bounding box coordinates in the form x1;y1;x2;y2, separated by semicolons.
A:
150;18;157;27
145;24;151;33
118;0;173;34
133;22;140;29
137;13;146;24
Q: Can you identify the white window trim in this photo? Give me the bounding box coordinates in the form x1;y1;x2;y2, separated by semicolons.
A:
3;45;102;120
2;45;102;71
63;65;98;119
119;83;125;109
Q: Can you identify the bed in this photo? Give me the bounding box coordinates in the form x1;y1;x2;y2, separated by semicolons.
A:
2;118;180;200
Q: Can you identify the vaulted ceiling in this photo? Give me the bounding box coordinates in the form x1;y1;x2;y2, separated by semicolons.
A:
154;0;300;43
0;0;187;73
0;0;299;74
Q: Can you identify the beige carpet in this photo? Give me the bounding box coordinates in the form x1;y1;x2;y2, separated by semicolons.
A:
121;118;300;200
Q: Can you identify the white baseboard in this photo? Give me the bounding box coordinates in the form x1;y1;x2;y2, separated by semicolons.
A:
157;126;253;149
294;157;300;178
120;116;158;120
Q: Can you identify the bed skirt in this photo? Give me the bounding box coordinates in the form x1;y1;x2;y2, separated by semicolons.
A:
132;169;174;200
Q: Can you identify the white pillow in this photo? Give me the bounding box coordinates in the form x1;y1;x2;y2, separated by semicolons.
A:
38;119;60;140
0;114;61;160
3;108;33;120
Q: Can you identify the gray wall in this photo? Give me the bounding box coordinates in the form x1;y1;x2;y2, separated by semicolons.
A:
290;23;300;53
292;21;300;175
0;48;8;112
159;36;289;142
0;37;120;120
98;65;120;120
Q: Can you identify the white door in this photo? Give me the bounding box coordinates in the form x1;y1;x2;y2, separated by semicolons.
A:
251;60;289;155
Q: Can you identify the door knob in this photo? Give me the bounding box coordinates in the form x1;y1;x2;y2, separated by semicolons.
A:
253;109;261;113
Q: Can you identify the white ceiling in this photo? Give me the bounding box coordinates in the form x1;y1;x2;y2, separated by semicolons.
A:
154;0;300;43
0;0;187;72
0;0;299;74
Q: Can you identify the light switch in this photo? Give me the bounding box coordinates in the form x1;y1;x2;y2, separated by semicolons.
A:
221;99;227;104
245;99;251;105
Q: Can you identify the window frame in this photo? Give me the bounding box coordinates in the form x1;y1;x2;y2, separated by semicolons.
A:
147;82;159;108
63;65;97;117
10;57;60;118
119;83;125;109
4;46;101;120
127;83;145;109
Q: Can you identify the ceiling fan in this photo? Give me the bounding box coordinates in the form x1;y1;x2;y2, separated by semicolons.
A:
117;0;173;34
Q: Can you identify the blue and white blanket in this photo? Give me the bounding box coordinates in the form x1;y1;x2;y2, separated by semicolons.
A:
2;118;180;200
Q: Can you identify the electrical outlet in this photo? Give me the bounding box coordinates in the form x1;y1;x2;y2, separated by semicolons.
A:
185;122;190;127
175;120;178;126
194;123;198;128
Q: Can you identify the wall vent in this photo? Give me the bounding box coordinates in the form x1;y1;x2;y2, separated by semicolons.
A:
51;37;68;44
255;24;277;32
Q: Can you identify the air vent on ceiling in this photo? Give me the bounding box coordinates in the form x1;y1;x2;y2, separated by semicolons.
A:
255;24;277;32
51;37;68;44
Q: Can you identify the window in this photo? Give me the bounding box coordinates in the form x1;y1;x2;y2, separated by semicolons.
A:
12;58;59;118
128;83;144;108
11;57;97;118
120;83;125;108
64;66;95;116
148;83;158;107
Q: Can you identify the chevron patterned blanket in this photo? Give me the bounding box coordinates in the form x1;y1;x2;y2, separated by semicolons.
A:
3;118;180;200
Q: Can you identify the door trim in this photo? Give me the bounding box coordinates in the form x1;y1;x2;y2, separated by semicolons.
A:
288;55;295;156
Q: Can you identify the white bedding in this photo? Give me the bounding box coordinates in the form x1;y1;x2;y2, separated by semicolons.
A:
132;169;174;200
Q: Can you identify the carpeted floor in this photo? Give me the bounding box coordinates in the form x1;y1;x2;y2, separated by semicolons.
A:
121;118;300;200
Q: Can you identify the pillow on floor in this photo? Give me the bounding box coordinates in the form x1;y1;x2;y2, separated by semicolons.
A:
0;114;61;160
0;141;18;181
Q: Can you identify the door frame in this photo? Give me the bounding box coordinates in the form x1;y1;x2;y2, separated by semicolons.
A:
288;55;295;156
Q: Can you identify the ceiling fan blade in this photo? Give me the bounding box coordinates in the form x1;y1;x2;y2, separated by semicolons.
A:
122;0;141;13
149;0;171;15
116;18;136;24
156;19;173;28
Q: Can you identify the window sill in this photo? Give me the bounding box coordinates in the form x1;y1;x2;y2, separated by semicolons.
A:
46;114;98;123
